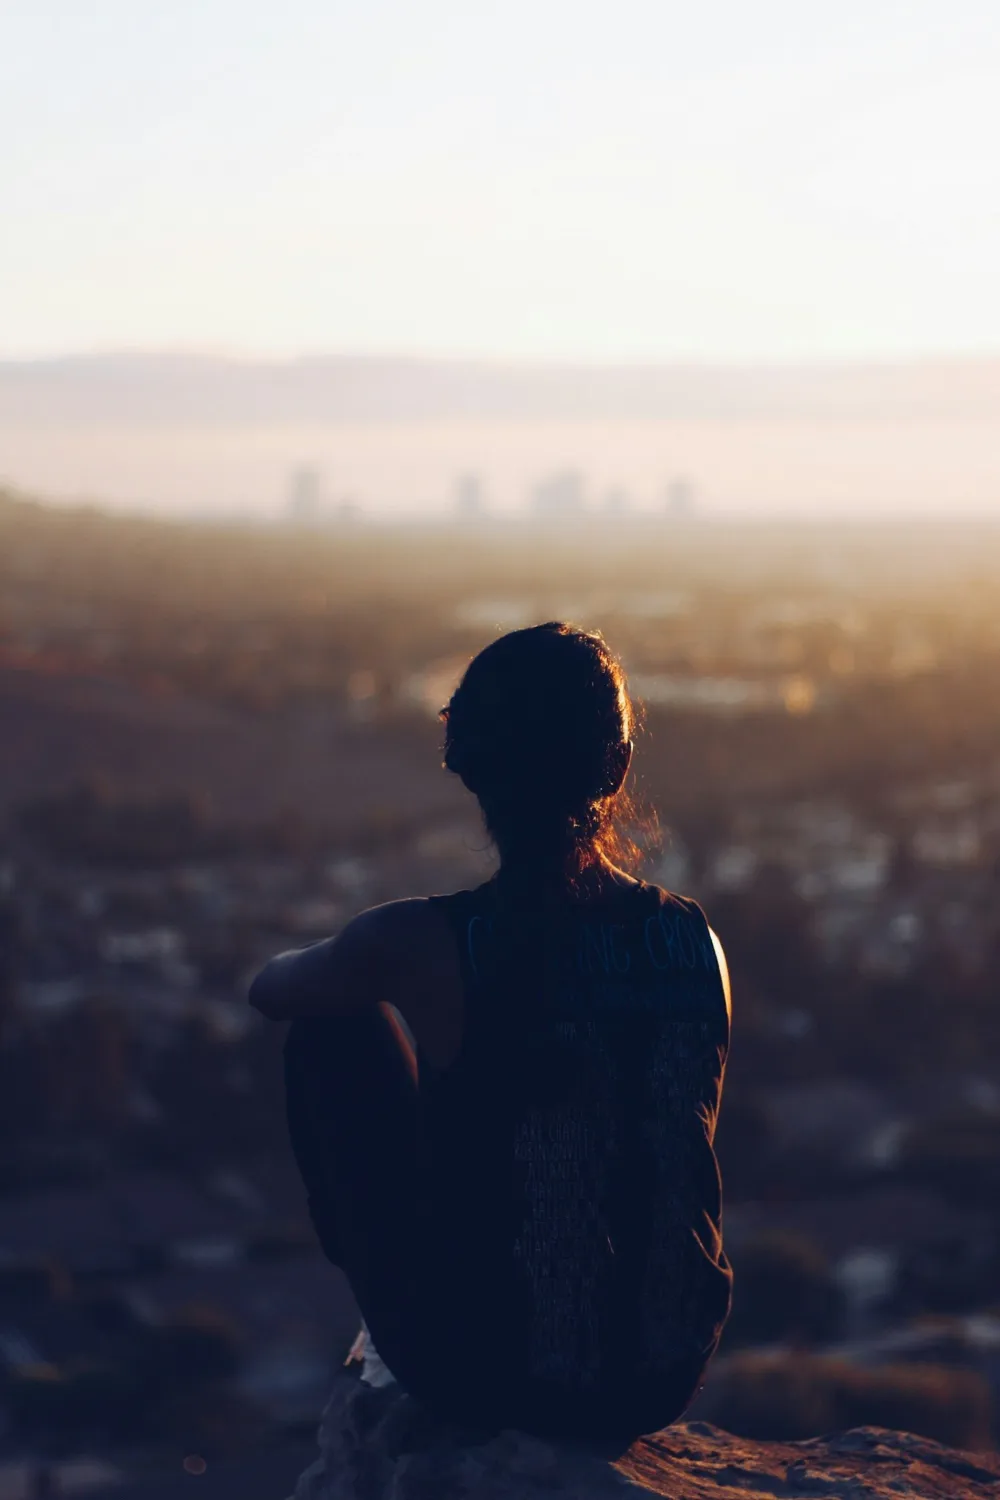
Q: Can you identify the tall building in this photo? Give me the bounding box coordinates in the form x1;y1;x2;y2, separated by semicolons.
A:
531;470;585;519
601;486;632;516
287;466;323;525
454;472;486;519
665;476;696;518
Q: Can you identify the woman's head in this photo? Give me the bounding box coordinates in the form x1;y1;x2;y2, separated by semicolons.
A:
441;622;641;874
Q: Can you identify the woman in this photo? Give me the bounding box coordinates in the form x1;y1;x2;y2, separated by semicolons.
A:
250;623;732;1452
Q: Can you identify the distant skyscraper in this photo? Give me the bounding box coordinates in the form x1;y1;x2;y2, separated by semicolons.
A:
455;472;486;518
531;470;585;519
665;476;696;518
601;486;631;516
287;466;323;525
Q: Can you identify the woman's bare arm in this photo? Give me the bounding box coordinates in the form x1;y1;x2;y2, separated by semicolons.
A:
248;899;431;1021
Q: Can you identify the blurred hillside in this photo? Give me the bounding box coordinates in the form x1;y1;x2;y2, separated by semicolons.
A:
2;488;1000;1489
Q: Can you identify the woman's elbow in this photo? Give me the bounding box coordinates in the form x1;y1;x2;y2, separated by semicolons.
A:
248;959;288;1020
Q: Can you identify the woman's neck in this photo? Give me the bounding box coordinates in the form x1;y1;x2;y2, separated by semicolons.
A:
495;853;637;902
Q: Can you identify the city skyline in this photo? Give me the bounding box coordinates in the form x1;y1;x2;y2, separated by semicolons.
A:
2;351;999;518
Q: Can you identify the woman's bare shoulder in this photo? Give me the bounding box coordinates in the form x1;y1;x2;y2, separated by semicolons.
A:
313;894;461;1002
340;896;454;961
249;896;457;1021
338;897;464;1061
708;926;732;1020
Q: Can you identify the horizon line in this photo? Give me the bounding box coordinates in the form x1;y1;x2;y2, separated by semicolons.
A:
4;346;1000;373
6;486;1000;531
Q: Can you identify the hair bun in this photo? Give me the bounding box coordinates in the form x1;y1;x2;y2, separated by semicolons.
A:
440;622;642;872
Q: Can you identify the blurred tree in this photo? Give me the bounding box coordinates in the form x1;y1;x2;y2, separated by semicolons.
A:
697;1351;994;1452
132;1304;244;1402
723;1232;843;1350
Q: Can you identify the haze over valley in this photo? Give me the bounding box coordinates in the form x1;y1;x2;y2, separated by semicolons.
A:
2;354;999;519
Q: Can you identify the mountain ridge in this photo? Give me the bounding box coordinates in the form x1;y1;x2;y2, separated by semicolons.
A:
3;353;1000;425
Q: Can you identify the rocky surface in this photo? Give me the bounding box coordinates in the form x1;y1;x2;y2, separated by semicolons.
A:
618;1423;1000;1498
291;1373;1000;1499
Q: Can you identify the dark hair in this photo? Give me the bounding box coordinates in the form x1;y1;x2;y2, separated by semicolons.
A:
441;622;644;874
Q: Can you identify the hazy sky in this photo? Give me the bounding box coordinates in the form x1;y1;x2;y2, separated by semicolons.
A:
3;0;999;361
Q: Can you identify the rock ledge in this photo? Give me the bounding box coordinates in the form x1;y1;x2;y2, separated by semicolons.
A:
293;1373;1000;1499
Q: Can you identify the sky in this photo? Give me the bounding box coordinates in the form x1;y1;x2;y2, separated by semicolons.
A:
3;0;1000;363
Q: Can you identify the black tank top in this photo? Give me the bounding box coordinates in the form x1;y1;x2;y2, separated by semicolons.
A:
416;875;732;1441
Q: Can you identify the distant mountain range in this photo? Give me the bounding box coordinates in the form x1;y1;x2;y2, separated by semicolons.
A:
3;352;1000;425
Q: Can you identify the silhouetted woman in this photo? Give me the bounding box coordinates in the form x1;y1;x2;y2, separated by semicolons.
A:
250;623;732;1452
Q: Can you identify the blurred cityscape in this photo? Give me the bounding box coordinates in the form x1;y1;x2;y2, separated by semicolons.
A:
1;488;1000;1491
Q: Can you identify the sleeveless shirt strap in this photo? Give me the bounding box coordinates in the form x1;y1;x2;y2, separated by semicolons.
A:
427;883;497;997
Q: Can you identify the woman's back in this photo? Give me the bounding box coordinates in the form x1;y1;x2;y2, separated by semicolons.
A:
408;874;731;1440
255;622;733;1448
